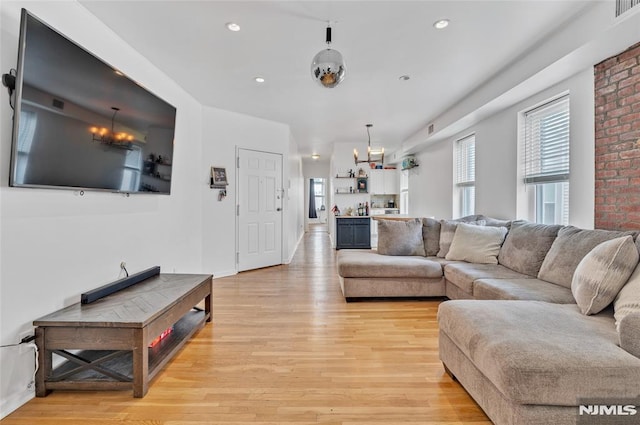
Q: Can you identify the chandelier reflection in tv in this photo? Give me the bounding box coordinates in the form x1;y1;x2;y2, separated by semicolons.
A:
311;24;346;88
90;107;135;149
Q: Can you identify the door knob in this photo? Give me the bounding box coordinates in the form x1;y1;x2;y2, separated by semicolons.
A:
277;208;282;211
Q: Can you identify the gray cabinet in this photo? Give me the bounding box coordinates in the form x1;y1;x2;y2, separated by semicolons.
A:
336;217;371;249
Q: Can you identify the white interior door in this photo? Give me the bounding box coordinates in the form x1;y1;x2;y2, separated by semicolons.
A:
237;149;283;272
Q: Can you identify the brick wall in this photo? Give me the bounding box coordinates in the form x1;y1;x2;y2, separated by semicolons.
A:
594;42;640;230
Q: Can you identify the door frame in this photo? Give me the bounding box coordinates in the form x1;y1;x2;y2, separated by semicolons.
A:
235;146;284;272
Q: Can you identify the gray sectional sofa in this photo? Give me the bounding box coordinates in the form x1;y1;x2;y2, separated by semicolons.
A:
336;215;640;425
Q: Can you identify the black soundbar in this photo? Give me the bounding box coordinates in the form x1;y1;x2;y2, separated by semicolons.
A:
81;266;161;304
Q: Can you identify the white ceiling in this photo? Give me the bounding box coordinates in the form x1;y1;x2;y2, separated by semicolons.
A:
79;0;594;159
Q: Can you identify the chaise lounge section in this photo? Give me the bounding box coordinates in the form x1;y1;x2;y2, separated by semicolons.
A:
336;215;640;424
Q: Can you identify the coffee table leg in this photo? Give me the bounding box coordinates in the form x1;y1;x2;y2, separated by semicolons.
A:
35;327;51;397
132;328;148;397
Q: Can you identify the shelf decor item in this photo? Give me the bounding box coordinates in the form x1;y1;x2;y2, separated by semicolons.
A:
401;156;419;170
357;177;368;193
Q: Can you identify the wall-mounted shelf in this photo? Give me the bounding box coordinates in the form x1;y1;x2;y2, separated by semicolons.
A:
335;191;368;194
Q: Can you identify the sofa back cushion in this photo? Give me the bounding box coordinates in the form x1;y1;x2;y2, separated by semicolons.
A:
445;223;508;264
477;215;511;229
422;218;441;256
498;220;562;277
437;219;485;258
538;226;637;288
377;218;426;256
571;236;638;315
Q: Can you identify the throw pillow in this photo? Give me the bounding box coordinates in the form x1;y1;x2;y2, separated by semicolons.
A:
422;218;441;256
571;236;639;315
437;219;485;258
497;220;562;277
377;218;426;256
614;262;640;330
445;223;508;264
538;226;637;288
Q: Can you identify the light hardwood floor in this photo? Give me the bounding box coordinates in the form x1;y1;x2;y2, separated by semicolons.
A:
1;225;490;424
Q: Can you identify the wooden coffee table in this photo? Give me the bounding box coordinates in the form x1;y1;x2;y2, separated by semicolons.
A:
33;273;212;397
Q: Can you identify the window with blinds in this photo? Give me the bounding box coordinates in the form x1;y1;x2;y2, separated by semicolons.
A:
523;96;570;184
522;95;570;225
455;134;475;217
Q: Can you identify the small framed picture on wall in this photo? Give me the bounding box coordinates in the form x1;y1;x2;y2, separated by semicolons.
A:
211;167;228;188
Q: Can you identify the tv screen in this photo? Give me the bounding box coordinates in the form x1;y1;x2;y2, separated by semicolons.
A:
9;9;177;194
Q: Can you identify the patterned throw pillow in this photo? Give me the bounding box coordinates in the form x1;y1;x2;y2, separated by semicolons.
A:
571;236;639;315
377;219;426;256
422;218;441;257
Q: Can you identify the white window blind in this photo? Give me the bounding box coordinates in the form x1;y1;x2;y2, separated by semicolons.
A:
455;134;475;186
455;134;475;217
523;96;570;184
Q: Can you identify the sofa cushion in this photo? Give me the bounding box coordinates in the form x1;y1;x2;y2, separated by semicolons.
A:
377;218;425;256
619;312;640;358
444;263;532;295
614;262;640;330
437;219;485;258
497;221;562;277
571;236;638;315
425;256;463;267
422;218;441;256
474;278;575;303
438;300;640;405
445;223;508;264
537;226;636;288
337;250;442;279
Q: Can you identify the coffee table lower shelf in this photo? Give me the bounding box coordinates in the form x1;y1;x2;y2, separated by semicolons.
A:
42;310;206;392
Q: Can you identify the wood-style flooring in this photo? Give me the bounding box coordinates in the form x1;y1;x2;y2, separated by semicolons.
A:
1;224;490;424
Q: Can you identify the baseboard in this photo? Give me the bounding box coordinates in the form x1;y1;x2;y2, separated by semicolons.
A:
1;387;34;420
284;232;305;264
213;270;237;279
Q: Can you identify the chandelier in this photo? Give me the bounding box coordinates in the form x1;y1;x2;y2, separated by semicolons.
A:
90;107;134;149
310;24;346;88
354;124;384;166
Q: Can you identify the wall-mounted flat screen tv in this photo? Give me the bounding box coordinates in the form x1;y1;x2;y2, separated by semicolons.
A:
9;9;177;194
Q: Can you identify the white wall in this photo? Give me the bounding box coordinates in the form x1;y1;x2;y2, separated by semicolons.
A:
0;0;204;417
408;141;454;219
200;106;303;276
287;130;305;262
408;68;595;227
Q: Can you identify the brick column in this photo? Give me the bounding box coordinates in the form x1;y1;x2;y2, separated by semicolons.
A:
594;42;640;230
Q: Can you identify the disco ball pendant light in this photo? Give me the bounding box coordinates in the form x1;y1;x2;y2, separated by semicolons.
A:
311;25;346;88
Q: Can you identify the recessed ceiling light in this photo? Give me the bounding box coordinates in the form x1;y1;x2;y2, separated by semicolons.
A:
254;76;265;83
311;153;320;160
226;22;240;32
399;75;410;81
433;19;450;30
